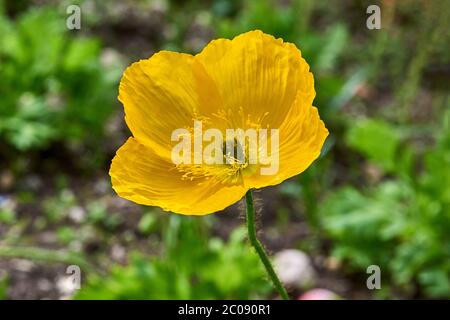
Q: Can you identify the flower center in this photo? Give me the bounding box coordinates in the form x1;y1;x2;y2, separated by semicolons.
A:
176;139;249;184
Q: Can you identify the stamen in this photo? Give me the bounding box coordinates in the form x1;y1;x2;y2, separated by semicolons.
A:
176;138;249;184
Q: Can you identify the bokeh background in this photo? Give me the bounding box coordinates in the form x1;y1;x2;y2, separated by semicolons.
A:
0;0;449;300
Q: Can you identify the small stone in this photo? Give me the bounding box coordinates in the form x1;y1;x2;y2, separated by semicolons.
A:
57;276;79;299
325;256;341;271
274;249;316;289
0;171;14;190
40;231;58;245
37;278;52;292
24;175;43;191
100;48;121;68
68;206;86;223
110;244;127;263
0;194;16;211
13;259;35;272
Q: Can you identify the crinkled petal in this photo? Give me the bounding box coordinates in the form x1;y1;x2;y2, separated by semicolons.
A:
243;91;329;188
110;138;247;215
195;30;315;129
119;51;223;158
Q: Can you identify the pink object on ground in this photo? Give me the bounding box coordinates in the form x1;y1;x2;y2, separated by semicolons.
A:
298;288;341;300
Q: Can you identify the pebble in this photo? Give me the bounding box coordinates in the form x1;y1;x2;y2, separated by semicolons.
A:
68;206;86;223
273;249;316;289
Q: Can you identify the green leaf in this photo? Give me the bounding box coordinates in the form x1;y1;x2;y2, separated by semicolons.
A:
346;119;402;172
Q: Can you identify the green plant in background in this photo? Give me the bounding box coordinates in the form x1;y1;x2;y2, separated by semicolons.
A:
42;189;76;223
217;0;304;41
318;110;450;298
215;0;364;115
0;205;16;225
0;274;8;300
345;119;413;175
76;217;271;299
0;6;121;151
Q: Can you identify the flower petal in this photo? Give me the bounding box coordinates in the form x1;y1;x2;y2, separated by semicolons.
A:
195;30;315;129
119;51;223;158
110;138;247;215
244;91;329;188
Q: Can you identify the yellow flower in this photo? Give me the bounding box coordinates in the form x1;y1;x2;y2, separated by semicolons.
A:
110;30;328;215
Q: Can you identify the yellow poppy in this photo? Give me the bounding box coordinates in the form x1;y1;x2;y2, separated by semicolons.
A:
110;30;328;215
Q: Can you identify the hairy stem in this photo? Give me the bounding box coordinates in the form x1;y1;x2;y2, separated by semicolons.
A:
245;190;290;300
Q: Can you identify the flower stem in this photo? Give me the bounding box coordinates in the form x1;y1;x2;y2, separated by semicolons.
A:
245;189;290;300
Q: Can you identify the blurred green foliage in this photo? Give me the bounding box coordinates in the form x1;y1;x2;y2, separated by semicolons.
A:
216;0;357;118
76;217;271;299
0;6;121;150
0;275;8;299
0;207;16;225
346;119;407;174
318;111;450;298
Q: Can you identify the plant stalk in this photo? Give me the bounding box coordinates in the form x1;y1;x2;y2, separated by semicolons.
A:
245;189;290;300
